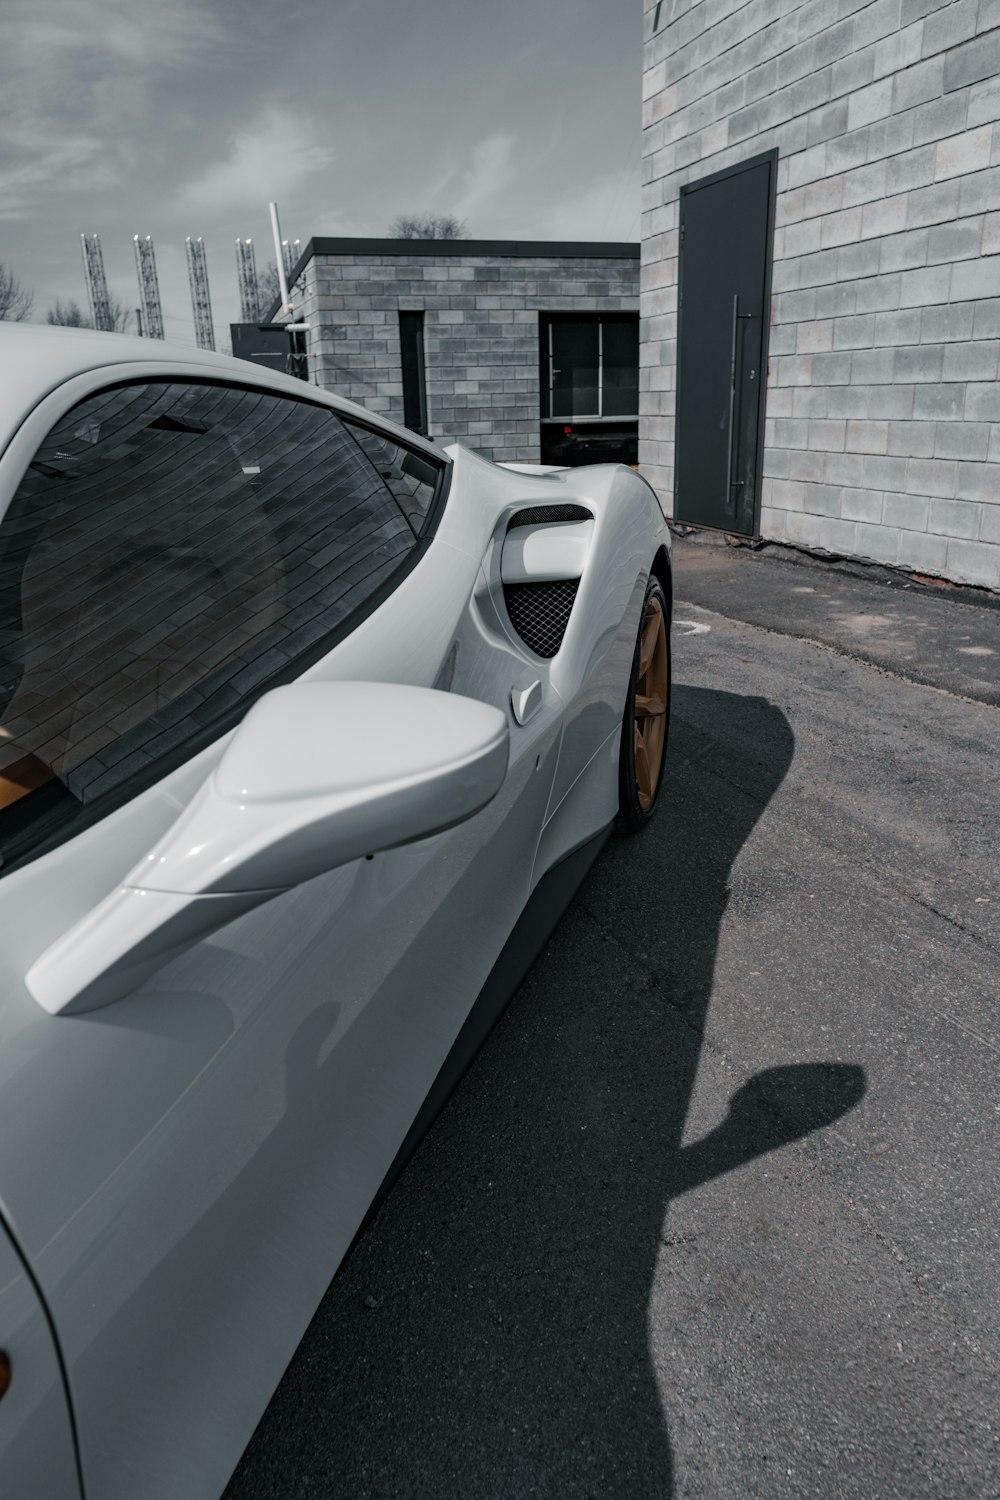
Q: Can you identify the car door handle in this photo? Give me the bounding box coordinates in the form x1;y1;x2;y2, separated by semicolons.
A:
511;679;542;725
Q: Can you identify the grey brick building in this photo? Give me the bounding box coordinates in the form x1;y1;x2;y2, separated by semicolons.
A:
641;0;1000;589
285;238;640;466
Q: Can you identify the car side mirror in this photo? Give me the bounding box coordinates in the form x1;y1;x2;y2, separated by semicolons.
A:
27;682;509;1016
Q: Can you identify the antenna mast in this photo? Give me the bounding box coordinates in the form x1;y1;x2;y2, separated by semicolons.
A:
80;233;114;331
133;235;165;339
235;238;260;322
268;202;310;380
185;237;215;350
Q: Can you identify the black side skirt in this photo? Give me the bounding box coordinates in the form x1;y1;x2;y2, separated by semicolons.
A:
343;824;612;1261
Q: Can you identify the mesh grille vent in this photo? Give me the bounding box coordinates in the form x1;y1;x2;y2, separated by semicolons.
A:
506;504;591;530
503;580;580;658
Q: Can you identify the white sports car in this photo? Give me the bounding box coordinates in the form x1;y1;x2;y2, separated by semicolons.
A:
0;324;671;1499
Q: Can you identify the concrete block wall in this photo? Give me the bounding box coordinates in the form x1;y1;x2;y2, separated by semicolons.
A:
297;241;639;465
641;0;1000;588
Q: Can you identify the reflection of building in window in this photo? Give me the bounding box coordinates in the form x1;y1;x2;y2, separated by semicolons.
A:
349;423;438;531
540;313;639;468
0;380;436;870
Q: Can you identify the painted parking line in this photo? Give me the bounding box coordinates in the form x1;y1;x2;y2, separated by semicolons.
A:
673;619;712;635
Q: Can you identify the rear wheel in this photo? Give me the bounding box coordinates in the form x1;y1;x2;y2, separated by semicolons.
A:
617;576;670;831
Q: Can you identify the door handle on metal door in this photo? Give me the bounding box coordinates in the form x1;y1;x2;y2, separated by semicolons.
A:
511;679;542;725
725;293;740;516
725;295;755;516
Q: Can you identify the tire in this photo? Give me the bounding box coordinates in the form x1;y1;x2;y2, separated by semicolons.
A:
617;575;670;831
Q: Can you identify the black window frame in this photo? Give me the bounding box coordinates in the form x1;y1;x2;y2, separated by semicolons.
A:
0;376;451;879
399;311;429;435
538;311;640;423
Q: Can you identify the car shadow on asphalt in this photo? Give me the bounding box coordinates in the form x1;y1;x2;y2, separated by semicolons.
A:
226;685;865;1500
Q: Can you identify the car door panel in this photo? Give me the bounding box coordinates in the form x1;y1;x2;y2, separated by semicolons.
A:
0;754;559;1497
0;1223;81;1500
1;706;560;1500
0;467;566;1500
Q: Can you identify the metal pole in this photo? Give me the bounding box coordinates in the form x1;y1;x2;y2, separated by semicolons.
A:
268;201;292;317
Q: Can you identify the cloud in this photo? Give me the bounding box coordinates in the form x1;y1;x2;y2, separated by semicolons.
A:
312;207;374;237
4;0;222;69
530;165;641;242
450;135;517;221
384;133;517;231
0;135;116;220
0;0;225;223
379;134;637;244
177;105;337;214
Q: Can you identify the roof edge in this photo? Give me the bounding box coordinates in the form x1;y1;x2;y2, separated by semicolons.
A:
262;236;640;321
305;236;639;259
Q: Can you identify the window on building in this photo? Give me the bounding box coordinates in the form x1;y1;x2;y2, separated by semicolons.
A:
399;311;428;435
0;379;443;872
539;313;639;467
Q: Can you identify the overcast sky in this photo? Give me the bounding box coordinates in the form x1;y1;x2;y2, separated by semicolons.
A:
2;0;640;350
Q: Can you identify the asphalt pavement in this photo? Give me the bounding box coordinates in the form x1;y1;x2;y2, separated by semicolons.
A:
672;531;1000;705
226;537;999;1500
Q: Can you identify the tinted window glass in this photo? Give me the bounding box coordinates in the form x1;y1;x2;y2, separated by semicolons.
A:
541;314;639;421
550;320;599;418
0;380;423;870
602;317;640;417
348;424;438;532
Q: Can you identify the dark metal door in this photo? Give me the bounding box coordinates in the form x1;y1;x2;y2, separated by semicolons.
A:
675;152;776;536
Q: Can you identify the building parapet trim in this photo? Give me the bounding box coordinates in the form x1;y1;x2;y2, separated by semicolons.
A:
265;238;640;321
306;237;640;260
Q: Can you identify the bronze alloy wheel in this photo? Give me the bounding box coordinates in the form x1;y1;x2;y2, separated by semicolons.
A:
618;576;670;830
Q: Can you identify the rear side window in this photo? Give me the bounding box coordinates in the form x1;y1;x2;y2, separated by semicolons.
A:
0;380;442;872
349;425;439;531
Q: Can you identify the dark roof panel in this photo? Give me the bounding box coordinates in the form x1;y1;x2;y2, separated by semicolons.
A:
306;236;639;260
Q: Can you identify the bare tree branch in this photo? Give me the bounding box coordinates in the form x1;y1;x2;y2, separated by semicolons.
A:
387;214;468;240
106;294;134;334
46;293;134;333
256;260;281;312
0;263;34;322
47;298;90;327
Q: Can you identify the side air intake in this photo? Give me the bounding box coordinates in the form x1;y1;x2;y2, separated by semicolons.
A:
506;504;591;530
503;580;580;658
